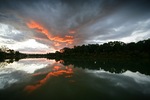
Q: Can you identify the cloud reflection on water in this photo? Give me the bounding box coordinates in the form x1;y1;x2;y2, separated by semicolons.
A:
0;58;150;100
24;65;73;93
86;69;150;95
0;58;54;89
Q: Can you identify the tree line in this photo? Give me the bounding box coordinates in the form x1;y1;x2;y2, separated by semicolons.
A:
0;46;26;61
47;38;150;59
0;38;150;61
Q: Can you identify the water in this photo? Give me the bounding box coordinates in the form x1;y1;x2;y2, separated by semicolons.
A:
0;58;150;100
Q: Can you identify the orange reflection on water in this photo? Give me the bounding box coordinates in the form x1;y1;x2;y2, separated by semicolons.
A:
24;65;73;93
53;66;61;71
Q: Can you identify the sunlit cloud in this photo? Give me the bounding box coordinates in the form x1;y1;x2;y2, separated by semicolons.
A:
0;0;150;53
26;20;74;48
7;39;53;54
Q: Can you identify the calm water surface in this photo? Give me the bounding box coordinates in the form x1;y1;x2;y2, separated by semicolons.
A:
0;58;150;100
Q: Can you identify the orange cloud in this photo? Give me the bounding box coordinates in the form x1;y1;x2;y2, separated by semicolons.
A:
26;20;74;46
69;30;76;34
26;20;52;38
54;42;61;47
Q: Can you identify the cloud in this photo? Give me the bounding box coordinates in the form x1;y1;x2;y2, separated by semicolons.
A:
0;0;150;53
0;23;32;42
8;39;53;54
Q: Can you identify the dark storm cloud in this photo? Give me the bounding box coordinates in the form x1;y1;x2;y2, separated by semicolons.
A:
0;0;150;52
0;0;125;34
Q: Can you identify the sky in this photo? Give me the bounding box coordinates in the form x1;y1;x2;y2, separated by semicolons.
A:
0;0;150;53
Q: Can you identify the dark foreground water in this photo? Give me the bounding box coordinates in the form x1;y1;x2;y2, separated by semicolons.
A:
0;58;150;100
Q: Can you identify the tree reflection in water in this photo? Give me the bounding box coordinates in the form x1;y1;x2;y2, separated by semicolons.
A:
0;58;150;100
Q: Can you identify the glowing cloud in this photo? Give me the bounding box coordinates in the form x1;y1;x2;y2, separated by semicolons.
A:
69;30;76;34
0;0;150;53
26;20;74;47
26;20;52;38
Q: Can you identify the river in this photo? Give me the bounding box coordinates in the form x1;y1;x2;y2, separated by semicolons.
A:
0;58;150;100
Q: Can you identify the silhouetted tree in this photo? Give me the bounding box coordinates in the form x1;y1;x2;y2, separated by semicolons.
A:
47;38;150;58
